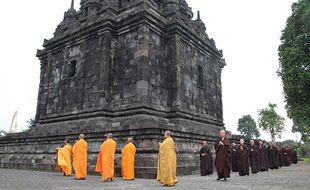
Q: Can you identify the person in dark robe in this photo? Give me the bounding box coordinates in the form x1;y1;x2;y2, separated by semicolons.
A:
292;147;298;164
277;147;283;168
258;140;269;171
288;146;293;165
283;146;292;166
231;142;238;172
267;141;279;169
214;130;231;182
237;139;249;176
249;140;259;174
200;141;213;176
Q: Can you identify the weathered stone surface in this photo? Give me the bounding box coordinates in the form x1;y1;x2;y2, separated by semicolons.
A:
0;0;226;178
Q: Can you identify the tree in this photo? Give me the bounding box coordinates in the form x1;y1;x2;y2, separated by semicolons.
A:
26;118;36;129
258;103;285;143
276;140;298;147
237;115;260;139
278;0;310;143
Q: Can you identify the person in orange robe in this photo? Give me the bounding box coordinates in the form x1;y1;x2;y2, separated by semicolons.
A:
121;137;136;180
57;139;72;176
95;133;117;182
157;131;177;187
72;134;88;180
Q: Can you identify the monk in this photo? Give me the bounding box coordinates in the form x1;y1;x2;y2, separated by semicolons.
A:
72;134;88;180
214;130;231;182
292;147;298;164
237;139;249;176
283;146;291;166
231;142;238;172
157;131;177;187
95;133;117;182
57;139;72;176
121;137;136;180
199;141;213;176
258;140;269;171
249;140;259;174
267;141;278;169
278;147;283;168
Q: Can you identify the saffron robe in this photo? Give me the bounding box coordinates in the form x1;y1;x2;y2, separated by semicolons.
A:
95;138;117;180
72;139;88;179
121;142;136;180
57;144;72;176
157;137;177;186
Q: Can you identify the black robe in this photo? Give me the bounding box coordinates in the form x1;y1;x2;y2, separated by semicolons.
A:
249;145;259;174
267;145;279;169
237;145;249;176
292;149;298;164
200;146;213;176
258;145;269;171
283;148;291;166
231;146;238;172
215;137;231;178
278;148;283;167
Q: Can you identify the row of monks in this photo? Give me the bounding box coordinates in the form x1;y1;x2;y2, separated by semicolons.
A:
56;130;298;186
200;131;298;180
56;131;177;186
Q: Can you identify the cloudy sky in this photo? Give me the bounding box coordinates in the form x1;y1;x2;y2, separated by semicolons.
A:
0;0;299;141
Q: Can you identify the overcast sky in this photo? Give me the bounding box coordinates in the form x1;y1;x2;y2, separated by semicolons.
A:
0;0;299;141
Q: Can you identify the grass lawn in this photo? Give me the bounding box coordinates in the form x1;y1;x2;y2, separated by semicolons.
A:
301;157;310;163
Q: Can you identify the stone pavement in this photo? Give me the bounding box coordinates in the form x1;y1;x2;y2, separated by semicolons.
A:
0;162;309;190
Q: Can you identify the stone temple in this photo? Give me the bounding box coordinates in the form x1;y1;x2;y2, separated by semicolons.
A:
0;0;226;178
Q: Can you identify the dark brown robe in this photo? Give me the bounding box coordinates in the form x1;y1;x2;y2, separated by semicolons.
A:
267;145;279;169
237;144;249;176
200;146;213;176
231;146;238;172
215;137;231;178
278;148;283;167
249;144;259;174
258;145;269;171
283;148;292;166
292;148;298;164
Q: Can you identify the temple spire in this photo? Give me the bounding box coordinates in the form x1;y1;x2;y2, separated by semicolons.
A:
197;11;201;20
70;0;75;10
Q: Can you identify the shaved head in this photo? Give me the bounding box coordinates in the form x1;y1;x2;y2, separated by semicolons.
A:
64;138;70;144
202;141;208;146
79;134;84;139
107;133;113;138
219;130;225;138
127;137;133;143
164;131;171;138
240;138;244;145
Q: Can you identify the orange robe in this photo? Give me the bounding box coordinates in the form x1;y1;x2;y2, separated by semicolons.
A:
57;144;72;176
95;138;117;180
157;136;177;186
121;142;136;180
72;139;88;179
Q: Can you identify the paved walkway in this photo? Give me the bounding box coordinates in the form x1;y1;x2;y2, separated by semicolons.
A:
0;162;310;190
